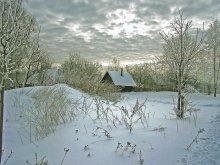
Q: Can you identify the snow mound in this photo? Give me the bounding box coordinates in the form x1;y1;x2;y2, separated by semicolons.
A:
2;85;220;165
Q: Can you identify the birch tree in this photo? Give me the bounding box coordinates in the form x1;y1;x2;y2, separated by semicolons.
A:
0;0;37;162
207;20;220;97
160;11;206;118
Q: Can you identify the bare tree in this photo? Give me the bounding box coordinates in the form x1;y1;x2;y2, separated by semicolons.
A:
207;19;220;97
160;11;206;118
0;0;37;162
126;63;154;90
21;28;41;87
10;27;41;88
34;53;52;86
62;52;102;90
109;58;121;71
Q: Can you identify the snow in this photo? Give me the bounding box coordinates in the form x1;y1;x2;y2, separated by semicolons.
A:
2;84;220;165
107;71;137;87
181;113;220;165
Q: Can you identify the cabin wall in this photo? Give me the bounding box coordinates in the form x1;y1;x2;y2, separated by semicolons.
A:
101;75;114;84
121;86;135;92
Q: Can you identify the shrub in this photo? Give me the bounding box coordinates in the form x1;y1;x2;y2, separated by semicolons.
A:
21;86;77;140
119;99;148;133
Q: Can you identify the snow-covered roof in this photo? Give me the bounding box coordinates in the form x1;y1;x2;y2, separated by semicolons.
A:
104;71;137;87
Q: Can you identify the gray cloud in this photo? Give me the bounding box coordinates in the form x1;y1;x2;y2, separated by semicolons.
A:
25;0;220;64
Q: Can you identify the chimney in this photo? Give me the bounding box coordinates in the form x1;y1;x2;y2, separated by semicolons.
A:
121;68;123;76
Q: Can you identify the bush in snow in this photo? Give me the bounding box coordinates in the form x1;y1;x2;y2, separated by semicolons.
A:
20;86;78;140
119;98;148;133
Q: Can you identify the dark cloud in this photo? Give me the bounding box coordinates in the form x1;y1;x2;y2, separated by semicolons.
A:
25;0;220;64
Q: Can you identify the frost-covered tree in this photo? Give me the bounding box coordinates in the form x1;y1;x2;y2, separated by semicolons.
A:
207;20;220;97
160;11;206;118
108;58;121;71
0;0;37;161
19;30;41;87
62;52;102;90
126;63;154;89
36;54;52;85
10;27;41;88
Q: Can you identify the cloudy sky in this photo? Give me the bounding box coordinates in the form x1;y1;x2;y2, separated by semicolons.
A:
25;0;220;65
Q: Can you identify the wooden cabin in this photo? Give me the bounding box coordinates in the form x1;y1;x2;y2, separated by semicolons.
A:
101;69;137;92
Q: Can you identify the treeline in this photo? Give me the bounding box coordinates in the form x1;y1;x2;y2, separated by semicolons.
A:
60;53;218;95
4;41;219;97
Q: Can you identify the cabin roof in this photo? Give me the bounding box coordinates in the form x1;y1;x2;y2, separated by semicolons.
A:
102;71;137;87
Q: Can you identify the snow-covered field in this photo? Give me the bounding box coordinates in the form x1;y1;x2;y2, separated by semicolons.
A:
2;84;220;165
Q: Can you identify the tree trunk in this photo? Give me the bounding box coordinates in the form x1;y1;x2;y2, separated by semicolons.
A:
177;73;184;118
177;89;184;118
0;85;5;163
22;65;31;88
177;19;184;118
177;89;181;116
0;49;7;163
214;47;217;97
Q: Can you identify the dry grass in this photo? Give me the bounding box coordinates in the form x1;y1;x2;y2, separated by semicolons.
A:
119;98;148;133
18;86;78;140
